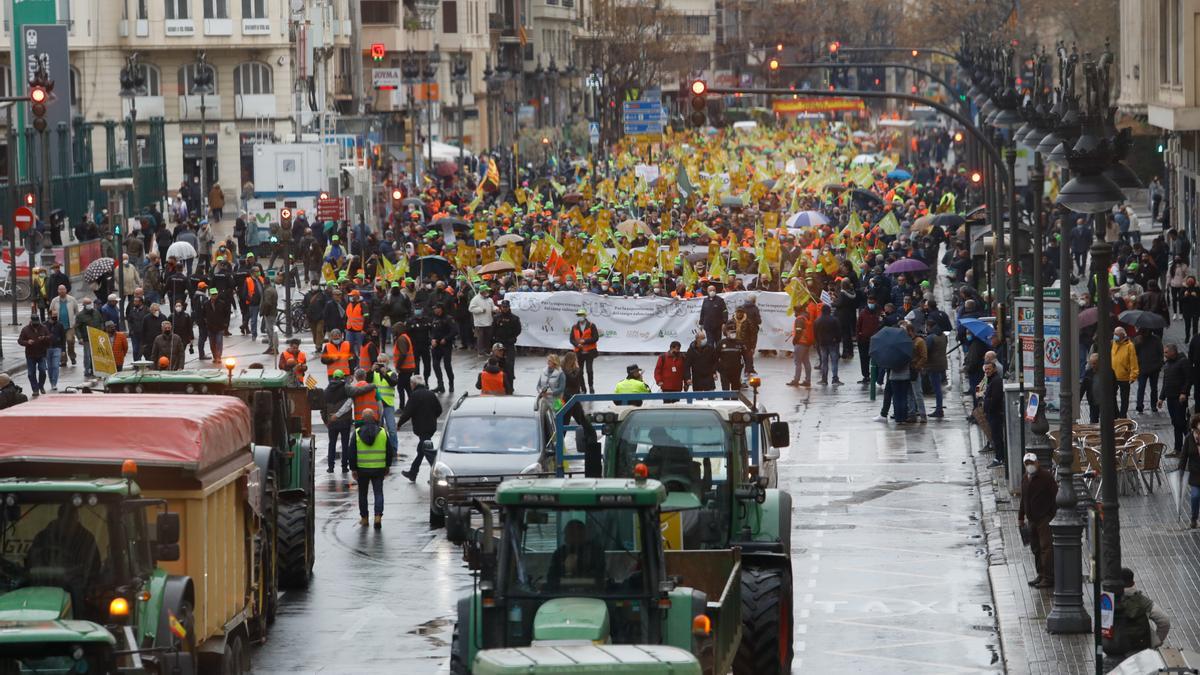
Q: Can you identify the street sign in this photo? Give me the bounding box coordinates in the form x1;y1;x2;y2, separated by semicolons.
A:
1015;292;1079;423
316;197;342;222
623;98;664;141
1100;591;1114;639
13;206;34;232
588;122;600;146
372;68;401;90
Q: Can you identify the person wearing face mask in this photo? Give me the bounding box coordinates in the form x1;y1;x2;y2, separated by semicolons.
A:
73;298;103;378
491;300;522;384
170;302;195;359
1181;276;1200;343
699;285;728;347
125;295;149;361
31;267;49;322
18;313;51;396
1111;326;1139;417
569;309;599;394
1017;453;1057;589
856;297;883;384
151;320;185;370
139;303;167;361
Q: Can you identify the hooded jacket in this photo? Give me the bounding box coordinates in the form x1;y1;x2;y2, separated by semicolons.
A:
348;420;397;471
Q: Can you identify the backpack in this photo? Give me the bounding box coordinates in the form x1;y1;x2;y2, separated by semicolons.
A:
1105;592;1153;656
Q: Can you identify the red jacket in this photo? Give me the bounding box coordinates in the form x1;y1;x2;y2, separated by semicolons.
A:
654;352;687;391
856;308;882;342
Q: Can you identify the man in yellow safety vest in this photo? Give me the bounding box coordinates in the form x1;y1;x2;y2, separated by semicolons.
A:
349;409;395;528
371;355;401;438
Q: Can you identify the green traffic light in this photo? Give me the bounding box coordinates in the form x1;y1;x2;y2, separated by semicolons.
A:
959;94;967;101
1157;144;1165;153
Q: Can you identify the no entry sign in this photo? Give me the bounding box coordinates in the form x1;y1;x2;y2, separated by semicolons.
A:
13;206;34;232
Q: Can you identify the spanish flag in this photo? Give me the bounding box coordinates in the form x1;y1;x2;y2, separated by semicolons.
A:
168;609;188;640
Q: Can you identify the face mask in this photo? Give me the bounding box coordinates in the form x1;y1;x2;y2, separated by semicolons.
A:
175;305;183;312
1113;335;1121;342
1024;464;1037;475
868;304;877;310
708;291;715;297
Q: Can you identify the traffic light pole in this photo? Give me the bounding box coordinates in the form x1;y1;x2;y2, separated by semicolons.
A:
6;107;15;328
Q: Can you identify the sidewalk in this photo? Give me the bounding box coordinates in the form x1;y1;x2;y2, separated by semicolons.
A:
974;216;1200;673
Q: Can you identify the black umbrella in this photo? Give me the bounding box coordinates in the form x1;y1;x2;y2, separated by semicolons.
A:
851;189;884;207
414;255;453;279
869;326;914;370
400;197;427;209
1118;309;1167;330
932;213;965;229
964;205;987;223
83;257;115;283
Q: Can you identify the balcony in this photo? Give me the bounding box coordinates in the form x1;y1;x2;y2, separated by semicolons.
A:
178;94;222;121
204;18;233;35
122;96;165;119
235;94;277;118
164;19;195;36
242;17;271;35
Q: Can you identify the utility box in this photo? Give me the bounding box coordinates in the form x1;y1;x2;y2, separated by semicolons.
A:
1003;382;1026;494
252;143;331;195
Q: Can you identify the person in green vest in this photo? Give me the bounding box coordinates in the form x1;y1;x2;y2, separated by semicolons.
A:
615;364;652;406
371;355;401;439
349;408;396;529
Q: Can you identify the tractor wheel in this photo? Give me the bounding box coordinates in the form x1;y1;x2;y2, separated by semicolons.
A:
733;566;793;675
220;633;245;675
276;499;312;588
450;623;469;675
429;508;445;529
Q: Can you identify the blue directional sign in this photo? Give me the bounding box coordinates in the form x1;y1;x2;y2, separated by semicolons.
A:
623;98;664;140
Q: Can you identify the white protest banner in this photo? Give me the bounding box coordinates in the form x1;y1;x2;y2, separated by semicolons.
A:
506;291;795;353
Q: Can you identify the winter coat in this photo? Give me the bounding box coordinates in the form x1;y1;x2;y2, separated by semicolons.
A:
685;342;718;388
468;294;493;327
856;308;882;342
813;314;839;346
396;385;443;437
699;295;727;329
1134;332;1164;374
260;284;279;318
537;367;566;399
151;332;186;370
492;311;522;344
1111;339;1140;383
654;352;687;391
18;322;51;359
73;307;104;340
924;332;949;372
1018;467;1058;523
1160;354;1191;399
910;335;928;372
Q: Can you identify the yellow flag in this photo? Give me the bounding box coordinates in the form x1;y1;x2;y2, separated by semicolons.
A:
473;220;488;241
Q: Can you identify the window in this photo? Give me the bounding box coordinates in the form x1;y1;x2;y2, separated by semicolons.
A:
241;0;265;18
140;64;162;96
0;65;10;99
69;66;80;107
361;0;396;24
204;0;228;18
547;0;557;7
233;62;273;95
686;15;708;35
1160;0;1182;86
137;0;148;19
165;0;189;19
442;0;457;32
178;63;217;95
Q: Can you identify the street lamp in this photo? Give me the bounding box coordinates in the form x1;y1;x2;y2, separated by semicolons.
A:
117;54;146;312
1055;49;1129;661
193;52;215;220
423;46;441;170
401;51;421;181
452;52;469;173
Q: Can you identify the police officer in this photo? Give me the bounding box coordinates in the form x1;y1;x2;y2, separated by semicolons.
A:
429;303;457;393
491;300;522;385
718;323;746;390
614;364;651;405
349;408;395;529
371;355;400;438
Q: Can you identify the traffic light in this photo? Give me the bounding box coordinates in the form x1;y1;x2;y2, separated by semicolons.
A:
23;192;35;207
969;171;983;184
371;43;386;63
688;80;708;128
280;207;292;231
953;131;964;143
391;188;403;212
776;43;784;52
911;49;919;57
828;41;840;55
768;58;780;73
319;191;329;201
29;85;48;132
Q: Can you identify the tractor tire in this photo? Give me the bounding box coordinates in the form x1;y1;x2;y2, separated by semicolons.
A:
733;566;793;675
277;499;312;589
450;623;469;675
220;633;245;675
429;508;445;529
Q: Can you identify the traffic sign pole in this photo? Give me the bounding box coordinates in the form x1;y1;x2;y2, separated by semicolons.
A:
9;206;33;328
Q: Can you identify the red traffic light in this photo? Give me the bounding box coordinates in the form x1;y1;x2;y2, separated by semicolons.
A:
391;188;403;201
953;131;964;143
370;43;386;61
280;207;292;220
690;80;707;96
911;49;919;57
970;171;983;184
29;87;47;104
319;191;329;200
23;193;35;206
828;41;840;53
776;43;784;52
768;58;780;72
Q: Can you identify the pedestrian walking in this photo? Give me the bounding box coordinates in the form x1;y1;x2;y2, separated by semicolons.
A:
787;312;812;387
1134;330;1163;414
18;315;50;396
492;300;522;384
1017;452;1057;589
654;341;686;397
346;368;379;424
323;370;353;473
260;274;279;355
344;290;367;357
205;288;232;362
45;309;65;390
321;328;352;378
398;375;444;482
737;296;762;376
74;297;103;377
685;332;718;392
208;182;225;222
924;322;948;417
349;408;395;529
569;308;599;393
429;303;457;392
906;322;928;423
813;304;841;385
475;356;510;395
835;279;858;359
699;286;727;347
106;322;129;372
392;323;418;405
1112;327;1139;417
150;320;185;370
1082;353;1101;424
170;302;194;360
1069;217;1092;276
1161;343;1191;454
561;351;599;473
856;299;882;383
52;286;78;368
1181;415;1200;525
717;324;745;391
468;286;494;354
536;354;566;413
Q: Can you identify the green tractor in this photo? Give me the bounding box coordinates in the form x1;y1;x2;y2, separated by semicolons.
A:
554;390;793;675
447;477;743;675
106;365;317;588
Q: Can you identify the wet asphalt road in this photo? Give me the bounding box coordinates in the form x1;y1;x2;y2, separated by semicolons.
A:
22;329;1001;673
243;346;1001;674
